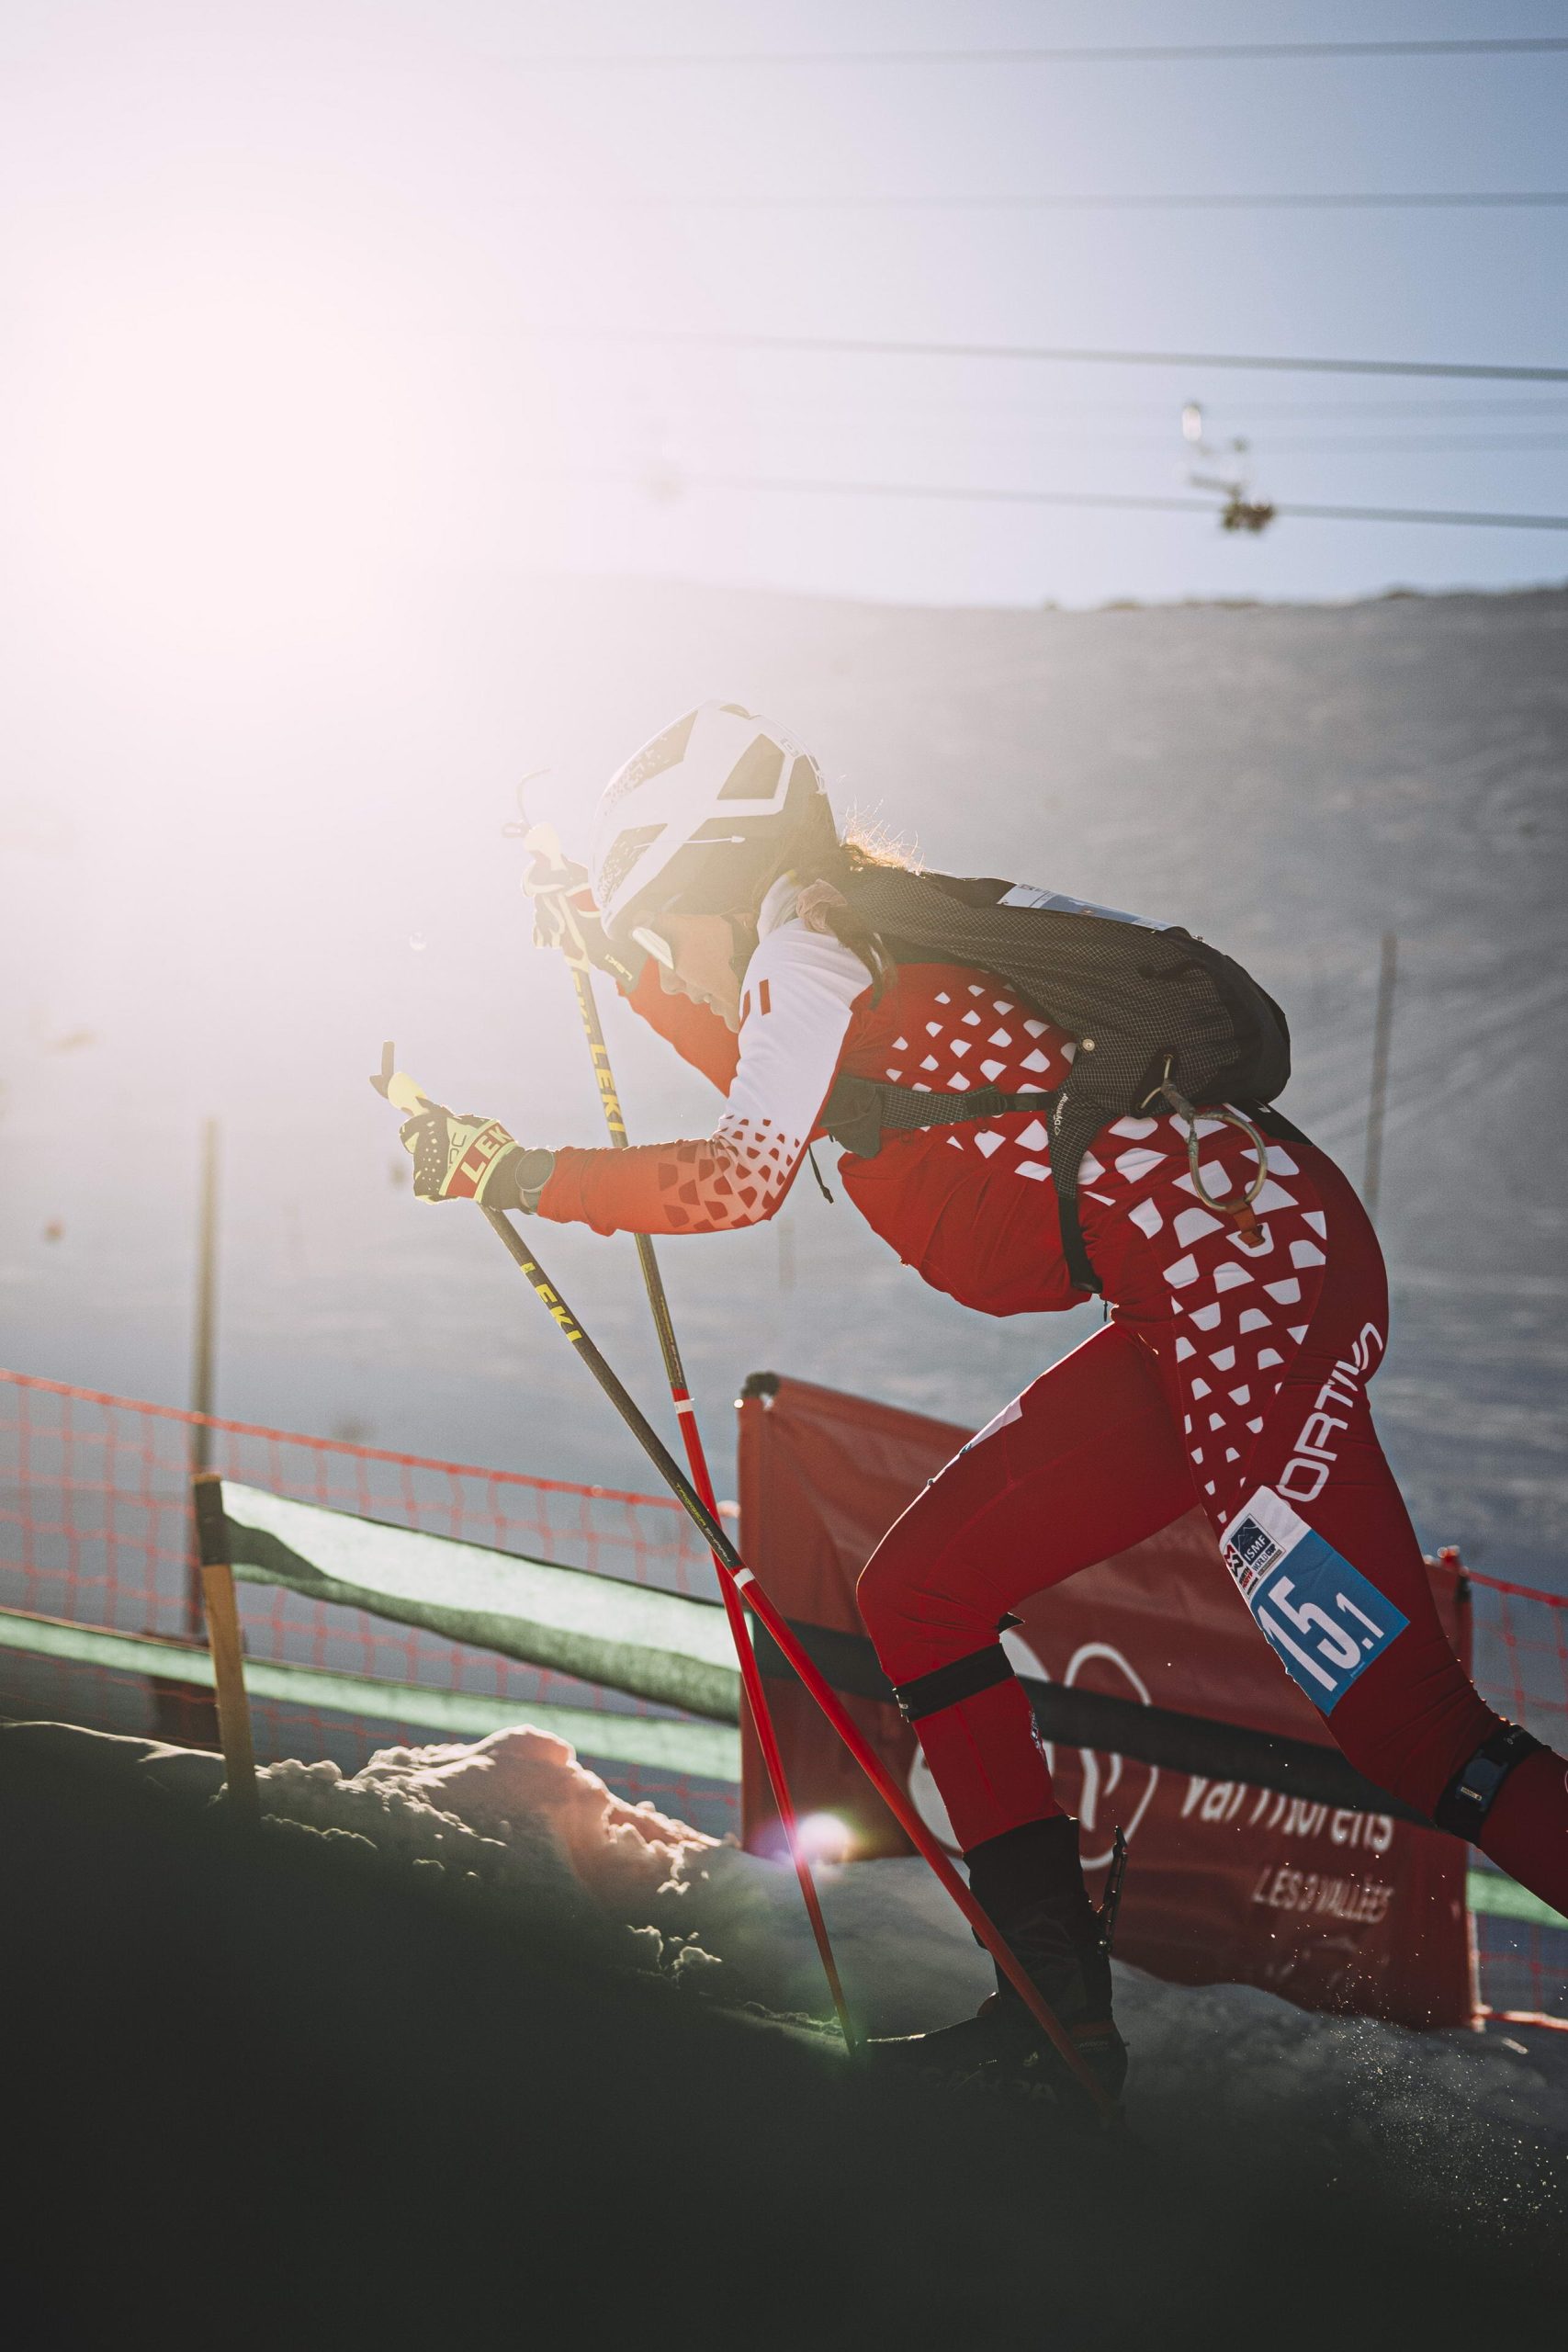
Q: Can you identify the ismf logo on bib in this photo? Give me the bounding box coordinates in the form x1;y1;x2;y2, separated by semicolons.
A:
1220;1487;1407;1714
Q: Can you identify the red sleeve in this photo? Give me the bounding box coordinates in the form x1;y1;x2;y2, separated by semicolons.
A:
619;960;739;1095
537;1137;782;1238
536;922;867;1238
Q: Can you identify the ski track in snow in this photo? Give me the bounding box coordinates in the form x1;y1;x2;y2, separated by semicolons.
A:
72;1717;1568;2252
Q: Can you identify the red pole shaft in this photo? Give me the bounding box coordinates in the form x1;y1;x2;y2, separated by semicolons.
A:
719;1542;1109;2109
671;1393;855;2044
477;1196;1108;2114
560;956;855;2049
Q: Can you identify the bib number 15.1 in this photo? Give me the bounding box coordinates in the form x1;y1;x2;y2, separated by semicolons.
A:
1220;1487;1407;1714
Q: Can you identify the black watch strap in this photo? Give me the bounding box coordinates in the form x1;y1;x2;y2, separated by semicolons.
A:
513;1148;557;1212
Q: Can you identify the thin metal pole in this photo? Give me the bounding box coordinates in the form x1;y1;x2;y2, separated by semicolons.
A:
1363;933;1398;1223
558;953;855;2050
163;1124;222;1746
190;1118;220;1472
185;1117;220;1637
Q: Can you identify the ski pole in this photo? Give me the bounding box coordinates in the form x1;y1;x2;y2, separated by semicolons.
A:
374;1053;1109;2113
519;822;855;2052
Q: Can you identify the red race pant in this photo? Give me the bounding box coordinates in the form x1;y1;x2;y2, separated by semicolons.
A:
857;1143;1568;1910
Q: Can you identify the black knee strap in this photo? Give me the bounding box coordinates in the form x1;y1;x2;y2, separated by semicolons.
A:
1433;1722;1542;1838
892;1642;1017;1724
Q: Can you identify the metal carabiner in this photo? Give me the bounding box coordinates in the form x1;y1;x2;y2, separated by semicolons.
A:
1156;1057;1270;1245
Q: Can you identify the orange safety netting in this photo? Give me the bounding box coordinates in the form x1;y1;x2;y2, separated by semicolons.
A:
1464;1561;1568;2024
2;1365;1564;2020
0;1367;735;1837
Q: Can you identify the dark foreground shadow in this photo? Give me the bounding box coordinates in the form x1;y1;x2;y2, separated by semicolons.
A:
0;1722;1559;2351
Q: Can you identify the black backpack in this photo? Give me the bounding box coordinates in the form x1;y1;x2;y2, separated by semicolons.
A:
822;867;1292;1295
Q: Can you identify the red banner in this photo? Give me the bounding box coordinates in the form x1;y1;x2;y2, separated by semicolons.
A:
739;1373;1471;2030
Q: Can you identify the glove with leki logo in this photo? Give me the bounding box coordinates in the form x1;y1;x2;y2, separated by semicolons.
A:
398;1097;555;1212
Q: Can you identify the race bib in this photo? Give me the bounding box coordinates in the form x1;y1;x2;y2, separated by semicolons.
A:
1221;1487;1407;1714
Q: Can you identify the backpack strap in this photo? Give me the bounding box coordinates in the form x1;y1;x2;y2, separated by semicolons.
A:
819;1078;1308;1299
821;1074;1105;1296
822;1073;1056;1154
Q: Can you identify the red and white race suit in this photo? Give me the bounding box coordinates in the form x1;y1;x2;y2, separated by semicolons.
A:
537;880;1568;1901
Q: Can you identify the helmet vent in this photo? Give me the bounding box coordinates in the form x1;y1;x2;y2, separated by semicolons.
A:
718;737;785;802
595;823;663;913
603;709;698;810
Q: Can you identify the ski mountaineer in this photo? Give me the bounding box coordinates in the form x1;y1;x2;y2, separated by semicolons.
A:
397;702;1568;2101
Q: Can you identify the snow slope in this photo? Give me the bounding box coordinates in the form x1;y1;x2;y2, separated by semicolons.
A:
267;1725;1568;2235
15;1717;1562;2267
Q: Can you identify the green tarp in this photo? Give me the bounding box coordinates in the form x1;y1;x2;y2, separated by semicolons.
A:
219;1482;741;1724
0;1604;739;1781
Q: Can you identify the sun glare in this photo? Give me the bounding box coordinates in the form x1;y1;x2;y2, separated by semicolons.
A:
796;1811;853;1863
28;259;423;665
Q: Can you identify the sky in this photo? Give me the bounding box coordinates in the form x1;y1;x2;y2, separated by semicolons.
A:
3;0;1567;636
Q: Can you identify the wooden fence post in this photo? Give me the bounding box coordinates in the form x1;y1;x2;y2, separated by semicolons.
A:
190;1471;259;1826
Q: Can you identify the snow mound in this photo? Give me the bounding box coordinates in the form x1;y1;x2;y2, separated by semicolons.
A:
248;1726;724;1979
341;1724;716;1892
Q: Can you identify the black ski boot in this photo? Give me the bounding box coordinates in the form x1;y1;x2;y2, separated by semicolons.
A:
870;1815;1128;2111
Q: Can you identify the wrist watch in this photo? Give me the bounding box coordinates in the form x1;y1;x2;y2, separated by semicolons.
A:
512;1148;557;1213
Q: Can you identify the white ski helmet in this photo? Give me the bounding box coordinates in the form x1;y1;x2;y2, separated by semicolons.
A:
592;701;830;940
